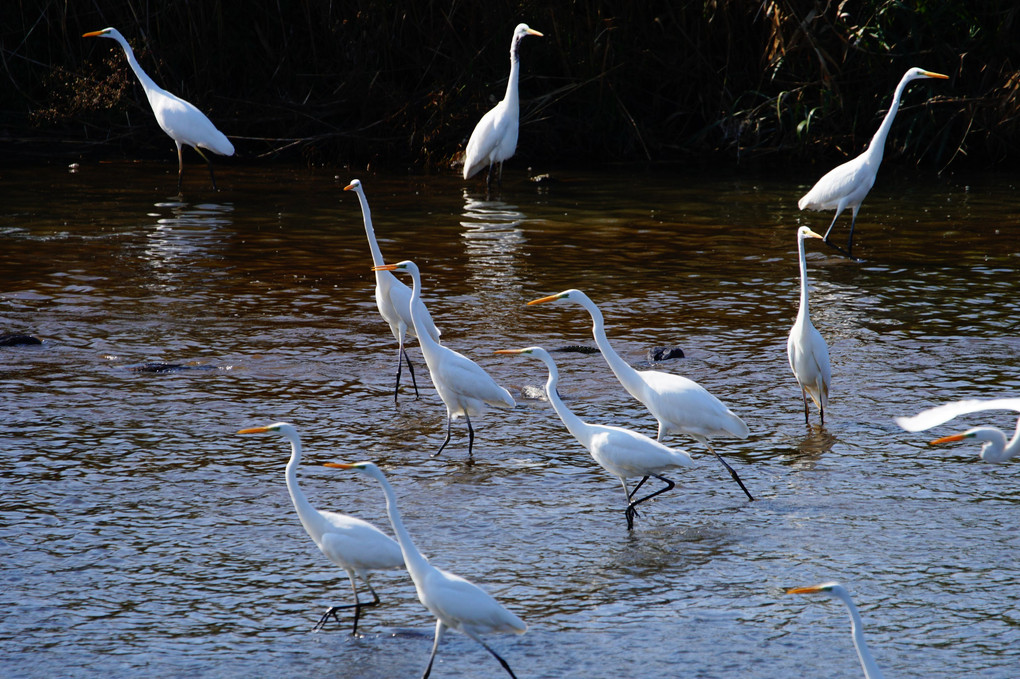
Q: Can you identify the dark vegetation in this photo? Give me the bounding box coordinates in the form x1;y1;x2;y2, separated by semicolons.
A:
2;1;1017;171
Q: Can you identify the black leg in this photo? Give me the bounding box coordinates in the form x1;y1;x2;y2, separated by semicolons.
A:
194;146;218;191
628;475;650;500
801;386;810;425
433;414;453;457
625;475;675;530
311;578;382;635
422;619;444;679
393;344;404;404
705;442;755;502
468;633;518;679
845;209;859;258
176;143;184;193
402;346;420;399
464;412;475;459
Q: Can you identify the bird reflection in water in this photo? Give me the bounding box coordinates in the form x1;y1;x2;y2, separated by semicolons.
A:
460;190;527;324
143;201;234;291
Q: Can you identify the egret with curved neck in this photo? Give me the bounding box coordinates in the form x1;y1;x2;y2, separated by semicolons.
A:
527;289;753;501
82;27;235;191
787;582;885;679
373;260;515;458
463;24;543;191
325;461;526;678
496;346;694;529
798;67;949;258
344;179;441;402
896;397;1020;463
787;227;831;424
237;423;403;634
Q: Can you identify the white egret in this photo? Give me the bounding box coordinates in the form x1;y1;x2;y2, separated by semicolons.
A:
83;28;235;192
496;347;694;529
374;261;515;458
527;289;754;500
798;67;949;258
787;582;885;679
462;24;543;191
237;423;404;634
787;226;831;424
895;398;1020;463
344;179;441;402
324;461;526;678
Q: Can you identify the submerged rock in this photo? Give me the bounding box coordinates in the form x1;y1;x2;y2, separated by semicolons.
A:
647;346;685;361
0;334;42;347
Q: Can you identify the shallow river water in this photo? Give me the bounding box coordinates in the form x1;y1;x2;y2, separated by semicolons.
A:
1;161;1019;678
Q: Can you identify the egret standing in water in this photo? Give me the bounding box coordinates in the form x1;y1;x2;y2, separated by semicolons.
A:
896;398;1020;463
237;423;404;634
787;582;885;679
374;261;515;458
82;28;235;191
787;226;831;425
344;179;441;402
527;289;754;501
496;347;694;529
325;461;526;678
463;24;543;191
798;67;949;258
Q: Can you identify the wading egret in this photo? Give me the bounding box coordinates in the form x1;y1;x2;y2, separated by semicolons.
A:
527;289;754;500
237;423;403;634
895;398;1020;463
374;261;515;458
798;67;949;258
787;582;885;679
496;347;694;529
324;461;526;678
82;27;235;191
787;226;831;424
463;24;543;191
344;179;441;402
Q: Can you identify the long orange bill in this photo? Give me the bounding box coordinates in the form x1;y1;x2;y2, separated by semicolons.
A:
527;293;561;306
372;264;399;272
786;585;824;595
930;433;966;445
922;70;950;80
323;462;356;469
237;426;271;434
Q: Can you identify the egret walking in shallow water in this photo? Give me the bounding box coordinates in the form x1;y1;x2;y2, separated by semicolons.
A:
787;226;831;424
237;423;404;634
798;67;949;258
82;27;235;191
325;461;526;678
463;24;543;191
345;179;441;402
375;261;515;458
896;398;1020;463
787;582;885;679
527;289;754;501
496;346;694;529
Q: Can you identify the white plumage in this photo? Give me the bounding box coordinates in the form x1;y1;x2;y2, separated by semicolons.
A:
463;24;543;190
83;27;235;191
787;226;831;424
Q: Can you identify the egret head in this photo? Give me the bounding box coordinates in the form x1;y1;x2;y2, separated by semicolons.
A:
343;179;362;192
82;27;121;41
527;289;582;306
787;581;846;601
372;259;415;274
905;67;949;83
324;460;384;481
797;226;825;241
237;422;296;437
514;24;544;41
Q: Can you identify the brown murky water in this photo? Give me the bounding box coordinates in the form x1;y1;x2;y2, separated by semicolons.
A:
2;161;1019;678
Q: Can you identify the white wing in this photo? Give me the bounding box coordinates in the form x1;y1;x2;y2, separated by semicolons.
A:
895;398;1020;432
